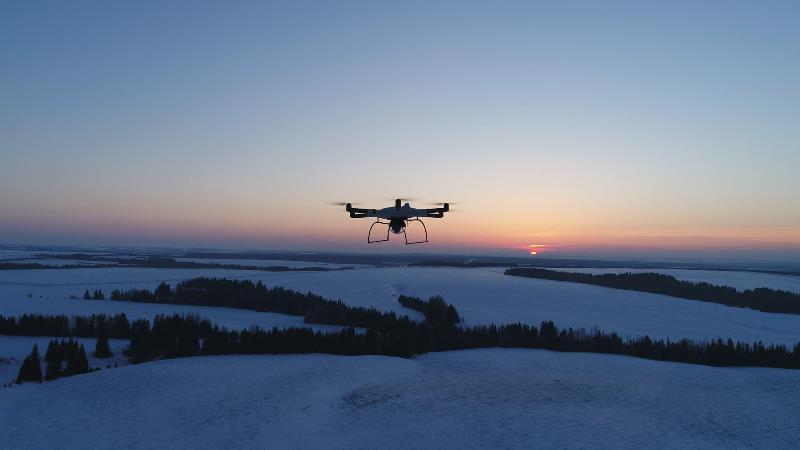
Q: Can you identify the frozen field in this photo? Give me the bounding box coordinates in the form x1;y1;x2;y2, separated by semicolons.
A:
0;268;349;335
2;266;800;345
173;257;364;269
0;267;266;299
239;266;800;346
549;267;800;294
1;348;799;449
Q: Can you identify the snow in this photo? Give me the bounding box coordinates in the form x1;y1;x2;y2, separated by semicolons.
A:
3;266;800;346
0;268;350;333
174;257;363;269
548;267;800;293
1;348;798;449
3;263;800;446
240;266;800;346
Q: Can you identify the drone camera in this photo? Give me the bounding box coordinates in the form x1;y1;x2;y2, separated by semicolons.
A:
389;218;405;234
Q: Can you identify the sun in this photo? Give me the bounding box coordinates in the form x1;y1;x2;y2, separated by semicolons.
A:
528;244;547;256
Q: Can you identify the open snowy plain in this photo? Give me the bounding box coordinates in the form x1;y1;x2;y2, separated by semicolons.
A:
3;251;800;448
2;349;799;449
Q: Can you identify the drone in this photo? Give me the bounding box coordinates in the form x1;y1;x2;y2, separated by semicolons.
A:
341;199;450;244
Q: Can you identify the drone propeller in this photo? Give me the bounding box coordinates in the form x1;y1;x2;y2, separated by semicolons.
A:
327;201;362;207
427;201;460;206
386;197;420;203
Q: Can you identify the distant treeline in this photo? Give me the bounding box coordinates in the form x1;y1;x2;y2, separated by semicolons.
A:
0;313;131;338
6;309;800;370
0;262;115;270
0;255;339;272
110;278;415;333
505;268;800;315
120;314;800;369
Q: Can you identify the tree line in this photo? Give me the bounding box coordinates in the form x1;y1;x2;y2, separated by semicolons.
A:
0;313;131;338
110;278;416;333
0;255;338;272
505;268;800;315
125;314;800;369
6;309;800;371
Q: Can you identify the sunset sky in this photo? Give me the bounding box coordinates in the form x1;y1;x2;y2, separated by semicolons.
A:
2;1;799;261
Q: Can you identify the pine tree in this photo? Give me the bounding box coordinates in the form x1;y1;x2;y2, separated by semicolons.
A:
29;344;42;381
77;344;90;373
15;344;42;384
44;340;62;381
94;333;113;358
93;289;104;300
64;339;80;376
155;282;172;302
83;289;91;299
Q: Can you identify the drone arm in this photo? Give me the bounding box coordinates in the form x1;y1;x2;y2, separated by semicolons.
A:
346;204;377;218
417;203;449;218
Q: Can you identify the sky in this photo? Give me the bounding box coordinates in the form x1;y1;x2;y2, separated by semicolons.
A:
1;1;799;261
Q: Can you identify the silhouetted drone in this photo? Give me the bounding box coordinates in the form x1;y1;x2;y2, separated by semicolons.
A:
339;199;450;244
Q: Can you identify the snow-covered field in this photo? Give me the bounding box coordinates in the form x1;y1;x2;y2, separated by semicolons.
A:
237;266;800;346
2;266;800;345
3;260;800;447
0;267;265;299
549;267;800;294
174;257;363;269
1;348;798;449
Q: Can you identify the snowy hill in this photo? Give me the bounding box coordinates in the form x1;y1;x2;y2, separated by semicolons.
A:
2;349;798;449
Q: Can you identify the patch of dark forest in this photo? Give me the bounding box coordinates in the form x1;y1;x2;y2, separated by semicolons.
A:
505;268;800;315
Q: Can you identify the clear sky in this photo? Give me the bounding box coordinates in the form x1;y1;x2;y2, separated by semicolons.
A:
1;1;799;261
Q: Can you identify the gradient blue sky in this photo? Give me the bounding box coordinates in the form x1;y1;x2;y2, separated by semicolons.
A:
1;1;799;260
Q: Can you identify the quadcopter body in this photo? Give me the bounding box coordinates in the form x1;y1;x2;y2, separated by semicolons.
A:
343;199;450;244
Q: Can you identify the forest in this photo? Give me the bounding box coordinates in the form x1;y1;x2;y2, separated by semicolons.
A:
5;309;800;374
505;268;800;314
110;278;412;332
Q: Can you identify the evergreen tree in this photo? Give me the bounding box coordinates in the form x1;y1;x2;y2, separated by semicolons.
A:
93;289;105;300
155;282;172;302
77;344;90;373
15;344;42;383
94;333;113;358
44;339;62;381
83;289;91;299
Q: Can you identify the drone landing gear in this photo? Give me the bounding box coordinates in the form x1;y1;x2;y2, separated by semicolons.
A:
368;219;390;243
367;218;428;245
404;218;428;245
